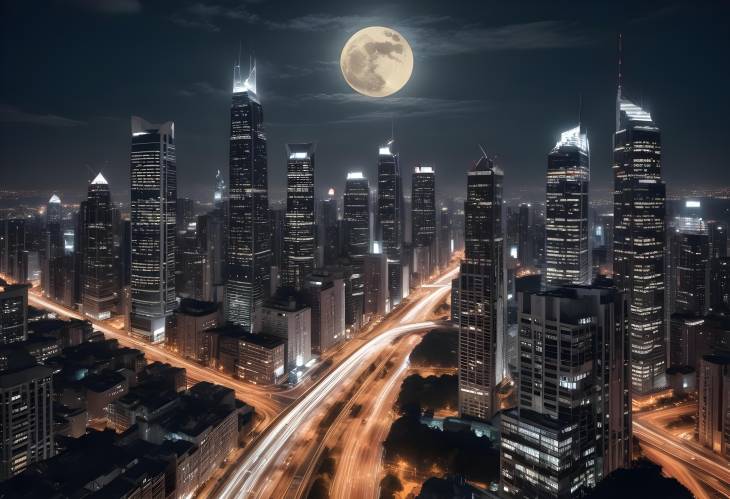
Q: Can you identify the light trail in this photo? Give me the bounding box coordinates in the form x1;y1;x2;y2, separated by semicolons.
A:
218;321;440;498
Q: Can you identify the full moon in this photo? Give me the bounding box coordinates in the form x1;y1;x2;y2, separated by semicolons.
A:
340;26;413;98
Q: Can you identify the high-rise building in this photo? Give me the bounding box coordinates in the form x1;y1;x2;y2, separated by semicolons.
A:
545;125;590;286
697;354;730;458
225;62;271;330
438;207;451;269
411;165;436;249
500;282;631;498
130;116;177;343
455;154;504;421
176;197;195;231
708;221;729;312
0;359;54;480
0;280;28;345
82;173;116;320
344;172;370;260
613;81;667;394
377;141;404;306
671;230;710;316
226;59;271;330
363;252;388;317
516;203;532;268
283;143;316;290
317;188;339;266
411;165;436;284
41;195;64;301
302;271;345;355
0;219;27;283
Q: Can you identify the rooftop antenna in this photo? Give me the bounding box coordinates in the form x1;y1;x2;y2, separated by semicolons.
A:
578;94;583;130
390;115;395;143
617;33;623;96
478;144;488;159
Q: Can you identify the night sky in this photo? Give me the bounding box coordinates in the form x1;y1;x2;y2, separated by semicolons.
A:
1;0;728;203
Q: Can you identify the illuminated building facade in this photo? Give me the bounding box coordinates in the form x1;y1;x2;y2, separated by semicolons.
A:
411;165;436;248
613;87;667;394
501;282;631;497
697;354;730;458
82;173;116;320
0;280;28;345
456;154;504;421
545;126;590;286
226;60;272;329
130;116;177;343
377;141;404;306
283;143;316;290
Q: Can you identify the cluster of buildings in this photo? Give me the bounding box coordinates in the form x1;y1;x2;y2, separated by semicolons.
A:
1;59;461;388
0;280;252;496
448;62;730;498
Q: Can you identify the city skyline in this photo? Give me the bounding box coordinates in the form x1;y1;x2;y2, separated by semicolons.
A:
1;3;730;499
2;2;729;202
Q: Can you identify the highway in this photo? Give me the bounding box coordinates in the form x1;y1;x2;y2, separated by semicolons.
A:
634;403;730;498
215;267;457;498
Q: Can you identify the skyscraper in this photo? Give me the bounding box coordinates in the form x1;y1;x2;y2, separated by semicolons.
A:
130;116;177;343
343;171;369;330
343;172;370;260
377;140;404;305
500;281;631;497
0;219;27;283
283;143;316;290
516;203;532;268
0;279;28;345
545;125;590;286
42;194;64;301
613;76;667;394
411;165;436;248
412;165;436;282
82;173;116;320
214;168;226;208
226;59;272;330
456;153;504;421
317;188;339;266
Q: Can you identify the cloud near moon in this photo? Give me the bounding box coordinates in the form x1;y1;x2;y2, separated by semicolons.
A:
340;27;413;98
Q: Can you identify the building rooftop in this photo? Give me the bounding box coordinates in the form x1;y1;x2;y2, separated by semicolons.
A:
239;331;286;350
176;298;219;317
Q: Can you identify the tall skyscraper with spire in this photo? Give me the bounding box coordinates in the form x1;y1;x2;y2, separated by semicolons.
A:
376;140;404;306
283;143;316;290
455;152;504;421
613;36;667;394
130;116;177;343
545;124;590;286
82;173;116;320
226;58;272;329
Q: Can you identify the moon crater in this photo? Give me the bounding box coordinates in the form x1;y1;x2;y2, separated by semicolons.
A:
340;27;413;98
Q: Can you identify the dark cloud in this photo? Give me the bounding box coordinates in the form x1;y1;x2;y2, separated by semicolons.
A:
0;105;86;127
64;0;141;14
177;81;229;98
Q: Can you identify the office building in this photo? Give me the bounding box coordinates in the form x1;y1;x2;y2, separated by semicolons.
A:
283;143;316;290
0;219;27;284
545;125;590;286
377;141;404;306
455;153;504;421
411;164;436;280
697;354;730;457
238;332;286;385
41;195;64;302
303;271;345;355
671;230;710;316
226;59;272;330
258;290;312;372
501;282;631;497
169;299;220;363
0;280;28;345
670;314;707;369
317;188;339;266
363;252;388;317
82;173;116;320
130;116;177;343
0;360;54;480
613;82;667;394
